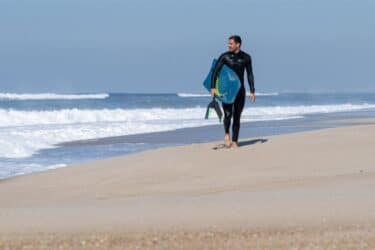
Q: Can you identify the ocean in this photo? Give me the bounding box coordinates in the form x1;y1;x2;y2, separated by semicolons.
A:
1;91;375;180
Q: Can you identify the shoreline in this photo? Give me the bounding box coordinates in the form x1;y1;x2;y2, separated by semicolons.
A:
1;115;372;183
1;116;375;184
1;122;375;248
2;111;375;181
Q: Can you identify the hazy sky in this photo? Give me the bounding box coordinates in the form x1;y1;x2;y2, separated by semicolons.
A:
0;0;374;93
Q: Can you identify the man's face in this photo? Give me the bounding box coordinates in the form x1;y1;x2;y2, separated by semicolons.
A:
228;39;240;52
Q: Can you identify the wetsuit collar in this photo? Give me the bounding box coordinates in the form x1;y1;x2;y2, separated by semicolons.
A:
232;49;241;55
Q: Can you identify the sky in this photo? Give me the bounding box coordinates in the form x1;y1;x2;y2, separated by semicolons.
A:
0;0;374;93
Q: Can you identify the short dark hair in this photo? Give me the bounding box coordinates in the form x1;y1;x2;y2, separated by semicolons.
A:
228;35;242;45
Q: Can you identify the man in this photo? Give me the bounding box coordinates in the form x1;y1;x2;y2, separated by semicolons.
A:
211;35;255;148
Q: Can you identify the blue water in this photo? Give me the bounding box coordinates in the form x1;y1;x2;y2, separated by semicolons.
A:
1;91;375;180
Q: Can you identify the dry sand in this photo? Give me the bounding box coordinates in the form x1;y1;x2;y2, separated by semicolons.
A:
1;122;375;249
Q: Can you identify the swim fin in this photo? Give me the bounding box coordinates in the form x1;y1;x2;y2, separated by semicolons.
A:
204;96;223;122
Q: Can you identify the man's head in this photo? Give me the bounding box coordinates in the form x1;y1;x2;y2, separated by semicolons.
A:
228;35;242;53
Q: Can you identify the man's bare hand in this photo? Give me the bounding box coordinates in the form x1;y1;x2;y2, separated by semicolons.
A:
249;92;256;103
210;88;216;97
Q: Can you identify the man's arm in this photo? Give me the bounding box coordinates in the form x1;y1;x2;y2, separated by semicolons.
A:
210;53;226;89
245;54;255;93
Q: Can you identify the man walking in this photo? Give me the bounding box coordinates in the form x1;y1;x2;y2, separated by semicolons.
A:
211;35;256;148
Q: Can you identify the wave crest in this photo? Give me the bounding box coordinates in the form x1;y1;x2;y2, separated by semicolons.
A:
0;93;109;100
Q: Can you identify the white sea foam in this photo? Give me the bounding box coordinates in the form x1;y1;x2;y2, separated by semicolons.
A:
177;92;279;97
0;92;109;100
0;103;374;158
0;163;68;180
0;103;373;128
177;93;211;97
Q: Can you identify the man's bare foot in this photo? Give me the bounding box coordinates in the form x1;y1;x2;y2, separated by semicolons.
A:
224;134;231;147
231;141;239;148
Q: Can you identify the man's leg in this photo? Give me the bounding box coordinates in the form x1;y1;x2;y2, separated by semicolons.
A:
222;102;233;146
231;88;246;148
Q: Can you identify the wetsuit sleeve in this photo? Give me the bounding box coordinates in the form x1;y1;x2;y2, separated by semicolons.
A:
245;54;255;93
210;53;226;89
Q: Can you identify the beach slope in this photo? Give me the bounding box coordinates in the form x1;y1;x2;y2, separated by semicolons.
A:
1;124;375;249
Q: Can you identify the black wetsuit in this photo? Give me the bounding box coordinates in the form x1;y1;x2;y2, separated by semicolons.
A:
210;50;255;142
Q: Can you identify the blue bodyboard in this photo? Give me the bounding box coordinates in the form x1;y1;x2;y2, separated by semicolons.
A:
203;59;241;104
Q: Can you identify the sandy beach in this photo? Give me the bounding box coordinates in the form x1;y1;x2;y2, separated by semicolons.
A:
1;122;375;249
